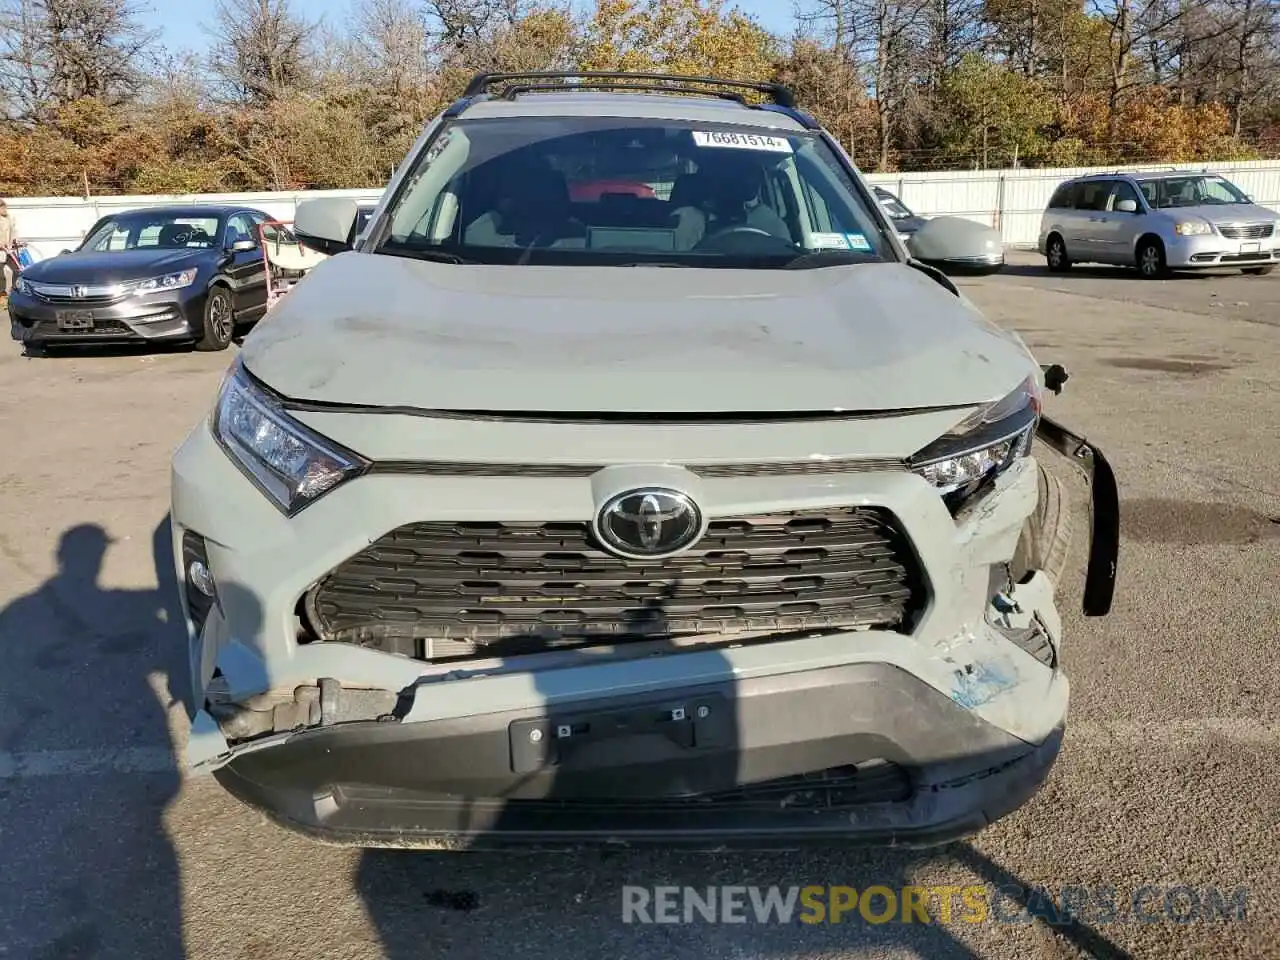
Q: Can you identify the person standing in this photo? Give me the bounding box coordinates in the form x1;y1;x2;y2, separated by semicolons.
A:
0;200;17;296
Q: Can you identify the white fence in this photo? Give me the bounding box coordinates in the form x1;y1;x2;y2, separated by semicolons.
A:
8;159;1280;261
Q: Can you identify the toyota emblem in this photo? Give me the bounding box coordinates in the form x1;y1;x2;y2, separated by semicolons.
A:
594;488;702;559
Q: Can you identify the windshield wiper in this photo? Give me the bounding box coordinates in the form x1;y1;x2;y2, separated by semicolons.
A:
376;242;471;264
784;250;878;269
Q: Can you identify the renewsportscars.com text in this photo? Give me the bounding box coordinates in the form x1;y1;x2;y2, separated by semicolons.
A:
621;884;1249;925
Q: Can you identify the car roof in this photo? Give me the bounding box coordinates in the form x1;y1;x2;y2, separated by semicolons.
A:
457;91;808;132
1066;170;1213;185
106;204;256;218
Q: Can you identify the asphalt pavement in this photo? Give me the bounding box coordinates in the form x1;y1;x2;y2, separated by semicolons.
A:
1;250;1278;959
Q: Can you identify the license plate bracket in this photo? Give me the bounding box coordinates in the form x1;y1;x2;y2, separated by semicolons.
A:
1240;242;1260;254
55;310;95;330
509;693;732;773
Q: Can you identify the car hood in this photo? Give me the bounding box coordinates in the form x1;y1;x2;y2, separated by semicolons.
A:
240;252;1037;414
1160;202;1280;226
21;248;209;284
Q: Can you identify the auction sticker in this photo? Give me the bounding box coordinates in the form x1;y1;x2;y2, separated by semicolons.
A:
693;131;793;153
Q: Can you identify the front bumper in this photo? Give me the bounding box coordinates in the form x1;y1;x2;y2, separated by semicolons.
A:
8;289;204;344
213;663;1065;849
170;392;1116;847
1162;233;1280;268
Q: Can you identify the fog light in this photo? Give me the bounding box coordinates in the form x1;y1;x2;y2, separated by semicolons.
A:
188;560;215;597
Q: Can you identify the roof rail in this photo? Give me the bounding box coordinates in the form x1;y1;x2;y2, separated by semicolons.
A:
496;81;753;104
462;71;798;108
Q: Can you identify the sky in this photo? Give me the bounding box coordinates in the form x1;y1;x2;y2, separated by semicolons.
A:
138;0;798;57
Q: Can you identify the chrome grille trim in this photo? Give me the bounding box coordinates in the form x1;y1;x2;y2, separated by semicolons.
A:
367;457;909;479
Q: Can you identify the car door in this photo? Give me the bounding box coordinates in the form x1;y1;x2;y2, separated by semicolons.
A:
1066;180;1115;259
222;212;269;319
1096;180;1146;264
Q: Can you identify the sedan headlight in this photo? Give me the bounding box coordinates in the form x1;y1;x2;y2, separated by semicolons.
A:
1174;221;1212;236
211;361;368;516
136;268;198;294
911;375;1041;503
13;276;30;295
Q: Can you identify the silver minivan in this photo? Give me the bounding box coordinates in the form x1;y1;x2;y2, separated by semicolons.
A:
1038;170;1279;278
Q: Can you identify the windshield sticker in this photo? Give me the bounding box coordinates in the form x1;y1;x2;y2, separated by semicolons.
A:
845;233;871;251
812;233;853;250
692;131;793;153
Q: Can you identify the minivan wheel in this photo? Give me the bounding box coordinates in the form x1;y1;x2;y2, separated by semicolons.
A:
196;286;235;352
1136;238;1168;279
1242;265;1274;276
1045;235;1071;272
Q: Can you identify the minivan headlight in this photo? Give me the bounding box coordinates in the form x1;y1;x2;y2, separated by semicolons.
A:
1174;221;1212;236
211;361;368;516
136;268;198;294
911;375;1040;499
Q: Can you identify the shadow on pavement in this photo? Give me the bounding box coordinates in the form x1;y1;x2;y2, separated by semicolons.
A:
0;519;188;958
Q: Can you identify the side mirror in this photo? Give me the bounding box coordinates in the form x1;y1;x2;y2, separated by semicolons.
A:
1115;199;1138;213
294;198;359;256
230;239;258;252
905;216;1004;276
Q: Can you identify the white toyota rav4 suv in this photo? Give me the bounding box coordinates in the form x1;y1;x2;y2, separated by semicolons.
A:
170;72;1119;850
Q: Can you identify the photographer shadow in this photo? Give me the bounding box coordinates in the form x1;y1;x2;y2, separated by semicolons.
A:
0;520;188;958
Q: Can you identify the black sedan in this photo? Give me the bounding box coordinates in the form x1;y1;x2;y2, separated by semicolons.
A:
9;204;276;352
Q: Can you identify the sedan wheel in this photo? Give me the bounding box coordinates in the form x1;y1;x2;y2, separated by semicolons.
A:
197;287;234;352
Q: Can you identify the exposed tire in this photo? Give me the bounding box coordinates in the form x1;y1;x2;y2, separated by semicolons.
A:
195;285;235;352
1011;460;1074;589
1242;265;1274;276
1136;237;1168;279
1045;234;1071;272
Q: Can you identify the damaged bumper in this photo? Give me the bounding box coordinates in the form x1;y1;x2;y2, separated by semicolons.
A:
1035;365;1119;618
199;658;1065;850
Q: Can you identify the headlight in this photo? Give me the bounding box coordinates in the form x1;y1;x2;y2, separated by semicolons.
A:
911;375;1040;501
211;361;368;516
1174;221;1212;236
14;277;30;295
136;268;198;294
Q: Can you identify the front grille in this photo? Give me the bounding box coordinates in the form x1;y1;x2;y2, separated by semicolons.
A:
35;293;125;307
1218;223;1274;240
305;507;926;661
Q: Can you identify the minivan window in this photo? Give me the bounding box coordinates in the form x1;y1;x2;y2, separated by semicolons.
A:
1048;183;1076;209
375;116;895;268
1076;181;1113;212
1136;174;1251;208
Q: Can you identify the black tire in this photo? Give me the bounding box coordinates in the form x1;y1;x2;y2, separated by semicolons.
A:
1242;265;1274;276
1010;460;1074;588
1045;234;1071;272
1136;237;1168;279
196;285;234;352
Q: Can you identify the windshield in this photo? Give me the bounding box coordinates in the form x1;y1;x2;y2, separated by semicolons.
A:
374;116;895;268
81;213;221;252
1137;175;1251;208
875;188;914;220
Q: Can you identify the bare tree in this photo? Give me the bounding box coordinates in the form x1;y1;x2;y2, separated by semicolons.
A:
348;0;430;96
206;0;315;104
0;0;157;122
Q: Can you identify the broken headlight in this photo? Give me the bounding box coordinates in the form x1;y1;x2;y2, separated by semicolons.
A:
211;360;368;516
911;375;1040;504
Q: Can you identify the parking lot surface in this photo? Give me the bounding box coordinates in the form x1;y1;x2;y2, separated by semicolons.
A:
2;250;1278;959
